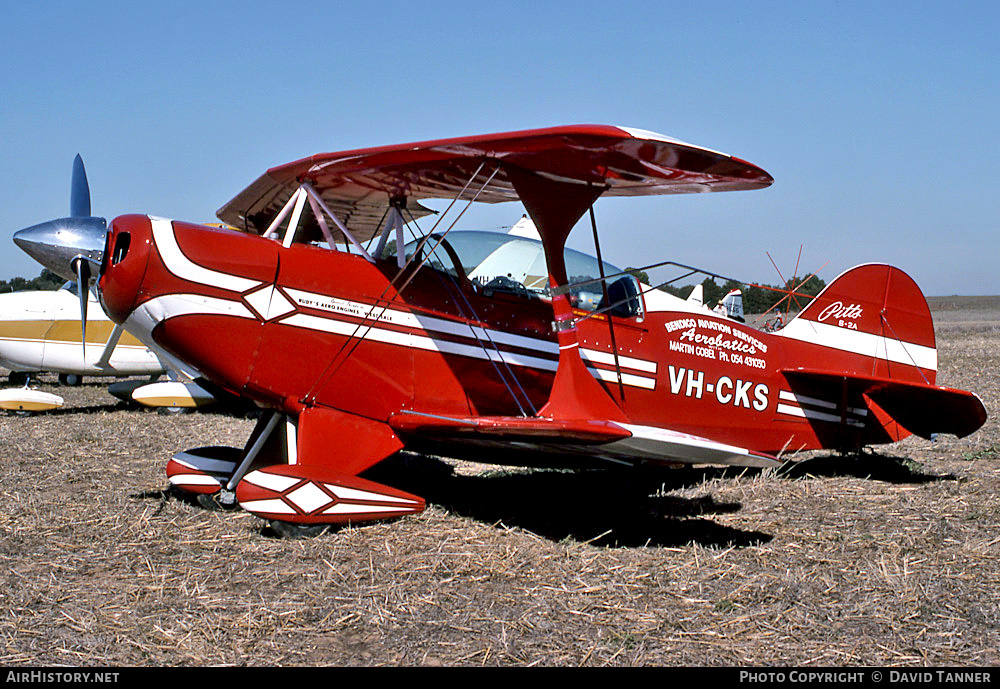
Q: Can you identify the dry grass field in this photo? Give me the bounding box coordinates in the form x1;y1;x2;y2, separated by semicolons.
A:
1;296;998;666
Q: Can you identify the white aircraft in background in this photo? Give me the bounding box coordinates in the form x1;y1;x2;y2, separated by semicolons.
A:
0;282;216;411
715;288;745;322
0;282;163;386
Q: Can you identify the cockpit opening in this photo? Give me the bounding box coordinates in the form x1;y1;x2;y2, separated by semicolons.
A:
391;231;643;318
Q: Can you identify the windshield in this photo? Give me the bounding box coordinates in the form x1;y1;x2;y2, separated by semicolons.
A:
396;231;642;317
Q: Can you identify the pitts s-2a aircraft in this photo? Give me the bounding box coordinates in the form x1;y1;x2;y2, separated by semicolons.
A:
20;125;987;533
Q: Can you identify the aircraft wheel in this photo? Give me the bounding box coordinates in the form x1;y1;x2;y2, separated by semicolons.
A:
59;373;82;386
269;520;331;539
8;372;29;386
156;406;190;416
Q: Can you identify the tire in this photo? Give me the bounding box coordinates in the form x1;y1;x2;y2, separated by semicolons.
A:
8;372;29;386
269;520;331;539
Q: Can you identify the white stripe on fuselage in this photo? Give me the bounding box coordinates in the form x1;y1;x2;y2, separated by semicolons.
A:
129;293;257;331
125;290;658;390
280;312;656;389
777;389;868;417
150;217;263;293
123;293;256;382
282;287;657;374
775;402;866;428
776;318;937;372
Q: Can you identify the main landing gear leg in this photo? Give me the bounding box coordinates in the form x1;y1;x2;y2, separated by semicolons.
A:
236;406;425;534
166;410;287;506
166;407;426;534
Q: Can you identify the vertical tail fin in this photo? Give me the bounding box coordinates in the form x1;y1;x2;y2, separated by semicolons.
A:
778;263;936;384
776;264;986;445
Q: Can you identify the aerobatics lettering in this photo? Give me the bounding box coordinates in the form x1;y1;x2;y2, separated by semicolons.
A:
679;326;768;355
664;317;768;368
665;366;768;412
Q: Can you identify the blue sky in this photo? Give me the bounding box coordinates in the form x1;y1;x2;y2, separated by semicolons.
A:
2;1;997;295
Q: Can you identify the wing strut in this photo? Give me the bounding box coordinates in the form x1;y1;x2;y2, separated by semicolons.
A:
372;200;407;268
95;323;124;369
587;205;626;403
394;164;499;294
502;163;628;423
261;184;374;260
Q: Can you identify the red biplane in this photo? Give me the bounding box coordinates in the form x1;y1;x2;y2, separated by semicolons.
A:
63;125;984;534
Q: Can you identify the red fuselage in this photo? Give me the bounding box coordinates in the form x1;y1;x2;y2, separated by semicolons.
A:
100;215;940;459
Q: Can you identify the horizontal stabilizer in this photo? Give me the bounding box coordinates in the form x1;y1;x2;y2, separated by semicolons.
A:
388;410;633;443
782;369;987;439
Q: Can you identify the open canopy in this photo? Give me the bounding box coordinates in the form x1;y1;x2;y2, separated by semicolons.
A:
216;125;773;241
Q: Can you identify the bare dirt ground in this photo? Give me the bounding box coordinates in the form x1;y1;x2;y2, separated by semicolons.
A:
1;297;998;667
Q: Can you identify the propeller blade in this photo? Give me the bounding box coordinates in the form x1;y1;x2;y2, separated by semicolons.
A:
70;154;91;218
74;258;92;360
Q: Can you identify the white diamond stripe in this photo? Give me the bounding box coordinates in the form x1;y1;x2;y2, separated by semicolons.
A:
324;484;419;505
243;471;300;492
286;483;333;513
243;286;274;319
267;289;296;318
169;473;223;487
322;503;411;515
244;285;296;321
240;498;296;515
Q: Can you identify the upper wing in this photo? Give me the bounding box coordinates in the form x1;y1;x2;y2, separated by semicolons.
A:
217;124;773;240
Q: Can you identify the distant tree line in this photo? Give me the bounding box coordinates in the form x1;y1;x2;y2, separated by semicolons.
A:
740;276;827;314
0;269;64;293
626;268;826;314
